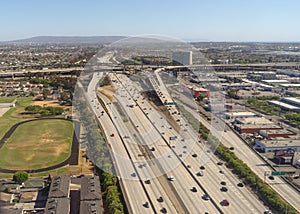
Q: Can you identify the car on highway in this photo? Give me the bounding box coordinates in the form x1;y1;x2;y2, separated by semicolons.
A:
160;207;167;213
220;181;226;185
157;196;164;202
110;133;115;137
202;194;210;200
168;176;175;181
192;153;198;158
229;146;234;150
143;202;149;208
221;199;229;206
221;186;228;192
219;170;224;174
196;172;203;177
200;166;205;170
237;182;244;187
191;187;197;192
217;162;223;166
145;179;151;184
268;176;274;180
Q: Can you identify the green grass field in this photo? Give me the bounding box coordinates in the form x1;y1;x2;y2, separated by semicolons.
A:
0;97;17;103
0;97;33;139
0;119;73;170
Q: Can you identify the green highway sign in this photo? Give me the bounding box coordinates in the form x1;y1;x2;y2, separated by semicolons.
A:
271;171;295;176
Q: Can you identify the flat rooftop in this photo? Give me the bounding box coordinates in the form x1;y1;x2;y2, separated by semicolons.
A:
236;117;273;125
259;137;300;147
260;129;296;135
262;79;290;84
236;123;282;130
225;111;258;117
282;97;300;104
280;84;300;87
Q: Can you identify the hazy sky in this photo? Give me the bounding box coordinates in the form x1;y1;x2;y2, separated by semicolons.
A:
1;0;300;42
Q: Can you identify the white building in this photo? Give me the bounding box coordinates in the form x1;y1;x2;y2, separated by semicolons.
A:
172;51;192;65
224;111;258;120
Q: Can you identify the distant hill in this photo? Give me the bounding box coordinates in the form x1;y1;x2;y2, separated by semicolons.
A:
3;36;126;44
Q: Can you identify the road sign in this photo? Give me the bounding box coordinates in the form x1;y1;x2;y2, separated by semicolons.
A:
271;171;295;176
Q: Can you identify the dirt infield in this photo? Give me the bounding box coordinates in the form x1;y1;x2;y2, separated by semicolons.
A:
31;100;61;107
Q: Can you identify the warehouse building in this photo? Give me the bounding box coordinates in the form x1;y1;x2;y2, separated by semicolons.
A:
234;123;282;134
224;111;259;120
254;137;300;153
259;129;297;138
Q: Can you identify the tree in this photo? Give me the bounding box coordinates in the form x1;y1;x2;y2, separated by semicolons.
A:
42;88;51;100
13;171;29;183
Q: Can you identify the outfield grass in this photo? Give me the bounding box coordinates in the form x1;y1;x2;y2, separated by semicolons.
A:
0;97;33;139
0;119;73;170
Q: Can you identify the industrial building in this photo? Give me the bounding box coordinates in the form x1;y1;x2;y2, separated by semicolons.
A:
247;71;276;81
254;137;300;153
259;129;297;138
172;51;192;65
267;100;300;112
281;97;300;107
224;111;259;120
262;79;290;85
234;123;282;134
267;97;300;112
234;117;273;125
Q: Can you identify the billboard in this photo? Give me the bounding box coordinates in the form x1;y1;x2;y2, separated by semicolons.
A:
274;148;295;157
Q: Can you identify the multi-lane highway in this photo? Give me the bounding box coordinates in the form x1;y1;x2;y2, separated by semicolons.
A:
105;72;268;213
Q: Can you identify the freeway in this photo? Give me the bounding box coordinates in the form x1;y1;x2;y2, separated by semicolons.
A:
97;89;180;213
109;73;221;213
86;72;155;214
108;73;268;213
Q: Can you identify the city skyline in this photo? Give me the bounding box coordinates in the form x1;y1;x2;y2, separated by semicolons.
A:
1;0;300;42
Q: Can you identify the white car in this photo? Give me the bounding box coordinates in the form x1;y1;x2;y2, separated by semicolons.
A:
168;176;175;181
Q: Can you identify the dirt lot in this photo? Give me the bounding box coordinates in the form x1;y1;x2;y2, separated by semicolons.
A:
31;100;61;107
31;99;72;112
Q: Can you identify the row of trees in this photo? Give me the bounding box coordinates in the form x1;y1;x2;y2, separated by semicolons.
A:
285;112;300;125
25;105;64;116
246;98;281;116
